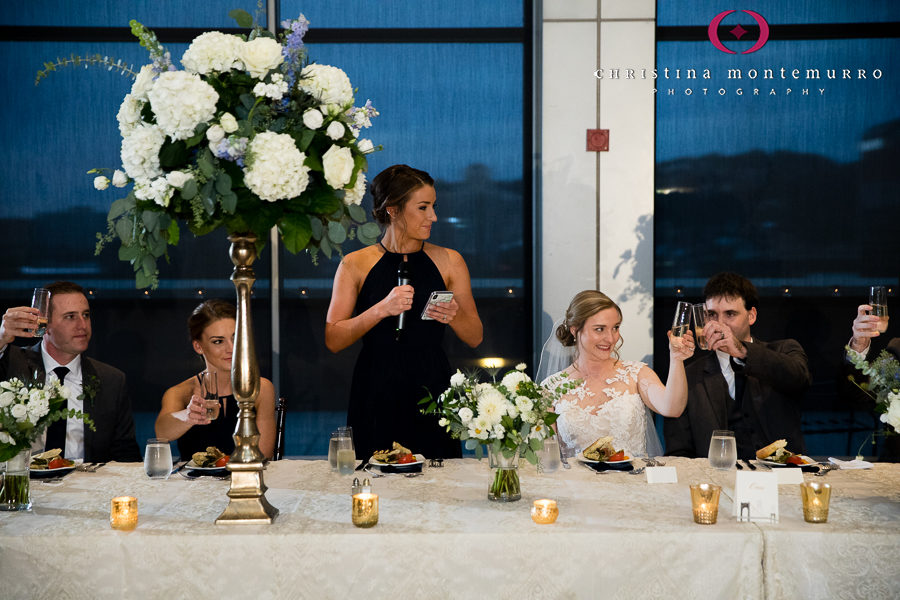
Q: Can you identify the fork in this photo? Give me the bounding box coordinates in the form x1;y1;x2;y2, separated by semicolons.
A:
815;463;838;477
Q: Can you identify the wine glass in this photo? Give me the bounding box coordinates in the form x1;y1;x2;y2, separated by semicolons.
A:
144;438;173;480
199;371;219;420
671;301;692;349
692;304;710;350
869;286;889;334
708;430;737;470
30;288;50;337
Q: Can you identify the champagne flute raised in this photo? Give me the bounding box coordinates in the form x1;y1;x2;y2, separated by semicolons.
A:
868;286;889;334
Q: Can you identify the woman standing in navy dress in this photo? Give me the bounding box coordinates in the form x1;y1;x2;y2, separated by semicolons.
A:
326;165;483;460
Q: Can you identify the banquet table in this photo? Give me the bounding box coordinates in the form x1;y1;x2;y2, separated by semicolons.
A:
1;458;898;600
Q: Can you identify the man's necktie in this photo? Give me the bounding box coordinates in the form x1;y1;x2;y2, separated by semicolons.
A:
45;367;70;453
730;358;746;404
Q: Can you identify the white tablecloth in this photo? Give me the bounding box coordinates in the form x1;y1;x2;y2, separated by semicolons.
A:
1;458;898;599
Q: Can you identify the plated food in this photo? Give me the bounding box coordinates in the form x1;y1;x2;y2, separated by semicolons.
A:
30;448;74;471
190;446;230;469
581;436;630;463
756;439;812;466
372;442;417;465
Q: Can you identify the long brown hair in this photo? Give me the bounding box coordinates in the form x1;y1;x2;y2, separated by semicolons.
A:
187;299;236;342
370;164;434;225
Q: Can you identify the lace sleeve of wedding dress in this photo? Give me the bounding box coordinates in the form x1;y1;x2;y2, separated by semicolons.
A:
536;318;574;384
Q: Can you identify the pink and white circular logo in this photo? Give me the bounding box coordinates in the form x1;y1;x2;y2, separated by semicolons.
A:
708;10;770;54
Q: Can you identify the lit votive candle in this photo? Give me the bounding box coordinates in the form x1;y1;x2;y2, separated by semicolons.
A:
110;496;138;531
690;484;721;524
800;482;831;523
352;493;378;528
531;499;559;524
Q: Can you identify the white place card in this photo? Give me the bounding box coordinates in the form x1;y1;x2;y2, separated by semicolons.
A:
645;466;677;484
775;468;804;485
733;471;779;523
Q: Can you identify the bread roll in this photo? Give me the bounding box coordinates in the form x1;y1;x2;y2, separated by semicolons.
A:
756;439;787;460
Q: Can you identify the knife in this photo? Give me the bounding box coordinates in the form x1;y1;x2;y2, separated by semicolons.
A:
744;459;757;470
171;461;188;475
355;460;369;472
735;461;743;470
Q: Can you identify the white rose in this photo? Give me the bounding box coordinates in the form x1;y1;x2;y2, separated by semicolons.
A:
220;112;238;133
10;403;27;421
321;145;354;190
94;176;110;190
112;170;128;188
438;417;449;427
165;171;194;189
515;396;533;413
207;124;226;143
516;363;527;371
450;370;466;388
492;424;506;439
458;407;474;423
326;120;345;140
302;108;323;129
357;138;374;154
241;37;285;79
0;391;14;408
0;431;13;445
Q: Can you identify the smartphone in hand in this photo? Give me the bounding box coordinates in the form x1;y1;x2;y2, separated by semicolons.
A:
421;291;453;320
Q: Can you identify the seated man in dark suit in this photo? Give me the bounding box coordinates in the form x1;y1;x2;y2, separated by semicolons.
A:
0;281;141;462
842;302;898;461
664;272;812;459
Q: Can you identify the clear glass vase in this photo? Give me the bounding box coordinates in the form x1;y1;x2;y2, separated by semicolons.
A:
0;448;32;511
487;445;521;502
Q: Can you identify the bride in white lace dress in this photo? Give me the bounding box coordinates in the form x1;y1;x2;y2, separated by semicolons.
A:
539;291;694;458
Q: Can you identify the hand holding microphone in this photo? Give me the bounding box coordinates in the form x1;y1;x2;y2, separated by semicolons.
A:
395;259;413;340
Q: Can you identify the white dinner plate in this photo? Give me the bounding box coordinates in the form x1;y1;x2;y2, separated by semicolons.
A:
369;453;425;467
758;455;814;468
184;460;228;472
579;454;633;465
30;465;76;478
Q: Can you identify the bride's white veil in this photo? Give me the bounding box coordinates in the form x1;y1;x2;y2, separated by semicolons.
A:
536;317;665;458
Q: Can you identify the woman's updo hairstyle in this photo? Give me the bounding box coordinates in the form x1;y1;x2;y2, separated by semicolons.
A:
370;164;435;225
188;299;236;342
556;290;623;347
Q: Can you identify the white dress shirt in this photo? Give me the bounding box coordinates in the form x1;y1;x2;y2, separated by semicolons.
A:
714;337;752;400
32;342;86;460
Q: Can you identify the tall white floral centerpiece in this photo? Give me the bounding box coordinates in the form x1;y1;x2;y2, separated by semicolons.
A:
421;364;577;502
847;347;900;436
44;9;382;522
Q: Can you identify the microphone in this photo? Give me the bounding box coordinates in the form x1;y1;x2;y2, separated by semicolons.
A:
396;260;412;340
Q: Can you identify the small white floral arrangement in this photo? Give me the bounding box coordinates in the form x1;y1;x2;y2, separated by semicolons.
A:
847;346;900;434
37;9;381;288
420;363;577;464
0;376;95;462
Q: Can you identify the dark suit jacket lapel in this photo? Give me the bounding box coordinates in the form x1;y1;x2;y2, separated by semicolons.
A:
81;358;98;460
701;353;730;426
743;340;772;442
25;342;45;382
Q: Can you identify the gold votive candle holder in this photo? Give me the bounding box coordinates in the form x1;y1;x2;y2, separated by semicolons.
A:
690;484;721;524
531;499;559;524
352;493;378;528
110;496;138;531
800;482;831;523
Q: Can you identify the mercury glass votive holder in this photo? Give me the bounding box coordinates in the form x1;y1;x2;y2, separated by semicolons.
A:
800;482;831;523
690;484;721;524
352;493;378;528
531;499;559;524
110;496;138;531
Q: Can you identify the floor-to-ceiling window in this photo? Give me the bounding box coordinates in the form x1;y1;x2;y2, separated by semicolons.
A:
654;2;900;456
0;0;533;456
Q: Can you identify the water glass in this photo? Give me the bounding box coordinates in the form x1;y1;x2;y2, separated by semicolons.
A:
869;285;889;333
199;370;219;420
671;301;692;348
708;430;737;470
692;304;710;350
538;437;561;474
31;288;50;337
328;427;354;473
144;438;173;480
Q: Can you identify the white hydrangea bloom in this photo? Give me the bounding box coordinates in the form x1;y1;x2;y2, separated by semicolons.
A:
881;392;900;432
243;132;310;202
321;145;354;190
241;37;284;79
181;31;244;74
492;424;506;439
120;123;165;180
134;177;174;208
147;71;219;141
343;172;366;206
252;73;289;100
131;64;157;101
26;396;49;423
298;64;354;109
116;94;144;136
